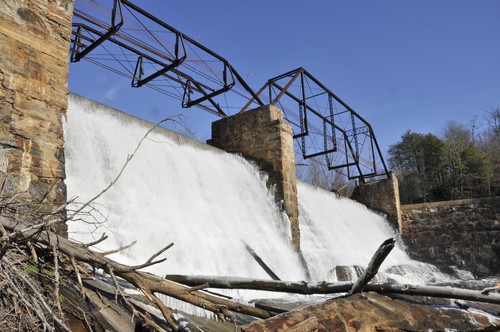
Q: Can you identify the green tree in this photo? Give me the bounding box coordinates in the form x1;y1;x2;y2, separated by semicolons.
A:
388;131;447;203
389;123;494;204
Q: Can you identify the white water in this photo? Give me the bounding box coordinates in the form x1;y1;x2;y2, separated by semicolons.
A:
65;94;305;283
298;182;450;284
64;94;451;309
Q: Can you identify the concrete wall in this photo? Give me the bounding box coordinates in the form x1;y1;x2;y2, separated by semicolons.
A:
0;0;74;233
208;105;301;250
400;197;500;278
351;172;401;230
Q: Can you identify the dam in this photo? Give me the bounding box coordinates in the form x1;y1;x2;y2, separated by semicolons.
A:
65;94;448;287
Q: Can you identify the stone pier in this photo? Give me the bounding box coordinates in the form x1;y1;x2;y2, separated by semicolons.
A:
0;0;74;233
208;105;301;250
352;172;401;230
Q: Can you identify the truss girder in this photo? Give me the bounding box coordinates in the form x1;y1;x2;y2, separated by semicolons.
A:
69;1;389;181
70;0;263;117
242;68;389;181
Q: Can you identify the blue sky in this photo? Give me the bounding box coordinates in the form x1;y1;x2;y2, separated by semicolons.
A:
69;0;500;158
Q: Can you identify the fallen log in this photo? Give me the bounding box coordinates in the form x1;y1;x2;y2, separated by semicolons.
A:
349;238;395;295
165;274;352;294
164;274;500;305
363;283;500;305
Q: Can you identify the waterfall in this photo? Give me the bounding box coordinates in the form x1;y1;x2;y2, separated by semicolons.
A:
64;94;451;312
64;94;306;283
297;182;450;284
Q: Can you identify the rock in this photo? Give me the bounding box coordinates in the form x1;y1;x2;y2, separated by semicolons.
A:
241;292;500;332
329;265;364;282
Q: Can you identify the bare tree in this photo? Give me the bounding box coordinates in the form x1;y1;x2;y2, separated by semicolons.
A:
481;107;500;195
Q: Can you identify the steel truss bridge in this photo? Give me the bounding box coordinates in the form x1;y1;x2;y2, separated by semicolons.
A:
70;0;389;182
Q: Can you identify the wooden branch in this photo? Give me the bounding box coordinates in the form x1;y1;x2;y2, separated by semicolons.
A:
82;233;108;247
123;270;269;320
100;240;137;256
164;274;500;305
29;294;52;331
70;256;85;299
27;241;38;262
126;243;173;271
77;307;94;332
52;243;63;317
349;238;395;295
140;286;179;331
109;267;127;304
0;221;14;259
481;286;500;295
186;283;210;293
127;257;167;271
244;241;280;280
135;310;168;332
148;242;174;262
362;283;500;305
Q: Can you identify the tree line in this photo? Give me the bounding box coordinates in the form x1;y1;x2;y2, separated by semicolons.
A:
388;107;500;204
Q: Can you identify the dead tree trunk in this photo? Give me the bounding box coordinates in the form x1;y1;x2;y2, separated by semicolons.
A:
349;238;395;295
164;274;500;305
165;274;351;294
244;241;280;280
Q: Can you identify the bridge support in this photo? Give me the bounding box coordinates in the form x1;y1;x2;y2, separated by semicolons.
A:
351;172;402;230
0;0;74;234
208;105;301;250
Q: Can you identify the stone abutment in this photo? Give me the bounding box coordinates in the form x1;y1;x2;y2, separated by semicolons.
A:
0;0;74;234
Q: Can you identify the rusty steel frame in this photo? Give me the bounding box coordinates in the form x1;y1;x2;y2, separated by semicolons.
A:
69;1;389;181
241;68;389;181
70;0;263;117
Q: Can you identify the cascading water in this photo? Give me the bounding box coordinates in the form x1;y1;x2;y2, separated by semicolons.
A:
65;94;306;283
64;94;451;315
297;182;451;284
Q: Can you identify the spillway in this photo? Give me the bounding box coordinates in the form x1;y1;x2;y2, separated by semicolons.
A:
297;182;449;284
64;94;449;294
64;94;306;282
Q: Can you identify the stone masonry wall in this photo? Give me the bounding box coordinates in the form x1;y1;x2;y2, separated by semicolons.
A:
208;105;300;250
400;197;500;278
0;0;74;233
351;172;401;230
